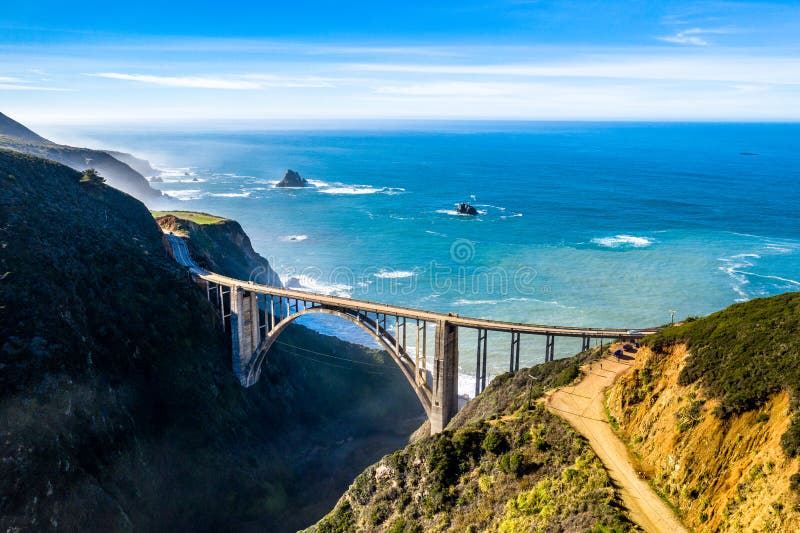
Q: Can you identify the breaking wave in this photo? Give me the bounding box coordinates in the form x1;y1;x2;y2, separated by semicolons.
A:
592;234;654;249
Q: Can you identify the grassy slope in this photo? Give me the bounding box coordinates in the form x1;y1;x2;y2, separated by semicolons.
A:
151;210;229;225
643;292;800;458
0;150;424;531
310;354;639;532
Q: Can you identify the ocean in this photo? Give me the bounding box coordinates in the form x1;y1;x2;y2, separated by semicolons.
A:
81;122;800;395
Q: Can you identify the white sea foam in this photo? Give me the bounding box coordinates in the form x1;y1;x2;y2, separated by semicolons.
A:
452;297;575;309
208;191;251;198
280;234;308;242
319;185;405;195
281;274;352;298
718;253;760;301
161;189;204;201
159;167;194;178
436;208;487;216
592;234;654;249
374;270;416;279
718;251;800;301
475;203;507;211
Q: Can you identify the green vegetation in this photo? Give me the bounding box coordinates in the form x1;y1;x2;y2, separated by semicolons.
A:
151;210;229;225
643;292;800;457
675;396;704;433
79;167;105;183
310;354;639;532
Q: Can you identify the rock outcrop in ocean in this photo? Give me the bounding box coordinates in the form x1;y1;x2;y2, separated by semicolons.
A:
275;168;310;187
456;202;479;215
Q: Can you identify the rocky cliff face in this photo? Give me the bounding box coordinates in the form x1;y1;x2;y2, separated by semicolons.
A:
0;150;424;532
309;353;639;532
0;111;164;204
606;294;800;531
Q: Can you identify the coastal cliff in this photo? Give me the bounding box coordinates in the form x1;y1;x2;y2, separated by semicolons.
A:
153;210;282;286
607;293;800;531
0;150;423;531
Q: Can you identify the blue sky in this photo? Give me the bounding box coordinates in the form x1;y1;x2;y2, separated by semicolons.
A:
1;1;799;125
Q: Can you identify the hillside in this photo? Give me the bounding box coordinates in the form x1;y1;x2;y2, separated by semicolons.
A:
0;111;49;143
309;352;640;532
0;111;164;204
0;150;424;531
607;293;800;531
106;150;159;177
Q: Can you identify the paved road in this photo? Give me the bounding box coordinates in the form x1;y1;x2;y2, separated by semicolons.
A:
165;233;658;338
544;354;688;533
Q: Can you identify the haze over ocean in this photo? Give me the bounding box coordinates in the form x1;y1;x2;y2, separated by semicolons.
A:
85;121;800;393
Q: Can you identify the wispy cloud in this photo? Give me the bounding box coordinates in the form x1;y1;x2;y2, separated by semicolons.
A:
0;75;66;91
89;73;263;89
89;72;343;90
657;27;731;46
349;56;800;85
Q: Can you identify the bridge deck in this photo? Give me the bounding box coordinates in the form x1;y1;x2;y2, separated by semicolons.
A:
167;234;657;338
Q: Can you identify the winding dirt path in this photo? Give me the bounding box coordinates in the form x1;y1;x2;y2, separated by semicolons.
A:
543;355;688;533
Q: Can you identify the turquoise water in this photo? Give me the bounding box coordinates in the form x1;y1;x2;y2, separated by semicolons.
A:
86;122;800;393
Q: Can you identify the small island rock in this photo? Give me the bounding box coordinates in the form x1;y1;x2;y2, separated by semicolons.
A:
456;202;479;215
275;169;310;188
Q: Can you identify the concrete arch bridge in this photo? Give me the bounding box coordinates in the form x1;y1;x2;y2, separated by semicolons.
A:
166;235;656;433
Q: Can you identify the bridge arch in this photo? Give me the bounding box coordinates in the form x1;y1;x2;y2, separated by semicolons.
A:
246;306;433;416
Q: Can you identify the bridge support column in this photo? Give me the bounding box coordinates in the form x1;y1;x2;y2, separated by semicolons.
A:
430;320;459;434
230;287;261;386
545;334;555;362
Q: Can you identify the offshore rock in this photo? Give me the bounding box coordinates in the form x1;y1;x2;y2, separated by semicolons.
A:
275;169;310;188
456;202;478;215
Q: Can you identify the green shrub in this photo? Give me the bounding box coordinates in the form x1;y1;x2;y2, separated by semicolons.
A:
482;428;509;455
675;399;704;433
498;451;526;478
552;363;580;387
780;416;800;458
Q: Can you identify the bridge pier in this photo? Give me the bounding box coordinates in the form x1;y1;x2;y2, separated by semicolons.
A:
545;333;555;362
430;320;459;434
230;287;262;386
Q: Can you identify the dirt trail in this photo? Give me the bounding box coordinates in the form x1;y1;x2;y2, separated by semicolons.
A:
544;355;688;533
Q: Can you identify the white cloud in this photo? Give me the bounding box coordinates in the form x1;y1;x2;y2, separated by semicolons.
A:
347;55;800;85
657;27;731;46
90;73;263;89
89;72;344;90
0;76;66;91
